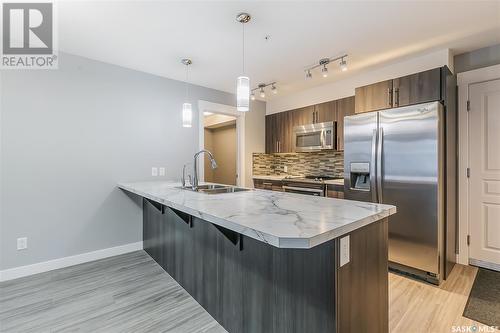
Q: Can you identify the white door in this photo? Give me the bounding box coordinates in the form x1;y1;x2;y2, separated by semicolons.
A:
469;79;500;270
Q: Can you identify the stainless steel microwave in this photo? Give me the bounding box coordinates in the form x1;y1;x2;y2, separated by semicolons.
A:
293;121;335;152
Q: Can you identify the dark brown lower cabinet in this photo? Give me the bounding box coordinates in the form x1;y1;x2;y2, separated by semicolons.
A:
253;179;283;191
143;198;388;333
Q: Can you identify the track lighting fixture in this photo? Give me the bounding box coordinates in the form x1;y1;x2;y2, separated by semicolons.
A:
321;65;328;78
303;54;349;79
339;56;348;72
250;82;278;100
259;87;265;98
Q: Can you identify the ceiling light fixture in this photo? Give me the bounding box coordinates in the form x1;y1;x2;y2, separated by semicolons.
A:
320;58;329;78
339;56;348;72
250;82;278;100
303;54;348;79
236;13;251;112
271;84;278;94
181;58;192;128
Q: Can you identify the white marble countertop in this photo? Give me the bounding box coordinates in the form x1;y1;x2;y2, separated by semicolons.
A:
119;181;396;249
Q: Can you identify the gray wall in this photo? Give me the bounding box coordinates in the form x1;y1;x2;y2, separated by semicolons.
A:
454;44;500;73
0;52;243;270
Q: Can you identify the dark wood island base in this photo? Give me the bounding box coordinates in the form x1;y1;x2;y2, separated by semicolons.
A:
143;198;388;333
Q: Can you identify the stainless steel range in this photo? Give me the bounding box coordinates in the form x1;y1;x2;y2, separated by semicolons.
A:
282;176;337;196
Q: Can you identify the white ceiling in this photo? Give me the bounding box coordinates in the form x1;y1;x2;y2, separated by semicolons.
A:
58;1;500;99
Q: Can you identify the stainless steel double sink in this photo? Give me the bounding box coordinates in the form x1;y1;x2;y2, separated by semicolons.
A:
178;184;251;194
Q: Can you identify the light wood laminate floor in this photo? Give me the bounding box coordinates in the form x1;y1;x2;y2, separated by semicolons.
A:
390;264;498;333
0;251;226;333
1;251;496;333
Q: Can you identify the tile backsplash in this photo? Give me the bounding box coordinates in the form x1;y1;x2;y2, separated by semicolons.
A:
252;151;344;178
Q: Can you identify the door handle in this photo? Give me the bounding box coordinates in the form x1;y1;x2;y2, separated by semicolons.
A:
387;88;393;107
371;129;378;203
394;88;399;107
376;127;383;203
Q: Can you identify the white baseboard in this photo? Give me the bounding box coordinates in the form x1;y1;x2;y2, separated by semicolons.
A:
0;241;143;282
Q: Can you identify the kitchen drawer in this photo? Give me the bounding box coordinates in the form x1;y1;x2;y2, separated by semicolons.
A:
326;184;344;199
253;179;283;192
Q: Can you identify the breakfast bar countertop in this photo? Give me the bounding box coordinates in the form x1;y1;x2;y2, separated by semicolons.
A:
119;180;396;249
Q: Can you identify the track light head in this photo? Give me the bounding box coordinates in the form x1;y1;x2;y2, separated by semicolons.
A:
271;84;278;94
259;88;265;98
305;70;312;79
340;58;348;72
250;92;255;100
321;65;328;78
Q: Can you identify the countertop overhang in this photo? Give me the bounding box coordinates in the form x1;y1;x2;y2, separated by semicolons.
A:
119;181;396;249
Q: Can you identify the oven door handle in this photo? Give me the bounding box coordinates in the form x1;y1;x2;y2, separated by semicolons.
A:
282;186;324;194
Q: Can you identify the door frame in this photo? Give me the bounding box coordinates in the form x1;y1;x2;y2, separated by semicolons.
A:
457;63;500;265
198;100;245;187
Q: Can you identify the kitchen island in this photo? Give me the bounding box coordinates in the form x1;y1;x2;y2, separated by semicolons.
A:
119;181;396;333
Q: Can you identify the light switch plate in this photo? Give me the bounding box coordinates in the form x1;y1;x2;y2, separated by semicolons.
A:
159;167;165;176
340;235;350;267
151;167;158;176
17;237;27;250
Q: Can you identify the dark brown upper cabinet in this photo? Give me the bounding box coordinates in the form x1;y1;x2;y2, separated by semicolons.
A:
265;97;353;153
355;80;393;113
336;96;355;151
355;67;446;113
265;111;294;154
291;101;336;127
314;101;337;123
392;68;441;108
291;105;315;127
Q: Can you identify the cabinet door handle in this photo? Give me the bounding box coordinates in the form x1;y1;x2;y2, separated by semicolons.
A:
394;88;399;107
387;88;393;107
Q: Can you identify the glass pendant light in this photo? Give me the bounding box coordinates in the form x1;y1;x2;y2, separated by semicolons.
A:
236;13;251;112
181;58;192;128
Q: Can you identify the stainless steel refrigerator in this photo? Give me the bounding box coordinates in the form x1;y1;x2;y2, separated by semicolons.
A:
344;101;455;284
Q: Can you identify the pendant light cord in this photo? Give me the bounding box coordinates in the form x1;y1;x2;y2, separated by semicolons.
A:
242;22;245;75
185;64;189;101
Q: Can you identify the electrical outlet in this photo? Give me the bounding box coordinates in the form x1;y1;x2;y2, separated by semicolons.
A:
17;237;27;250
283;165;288;173
339;235;350;267
159;167;165;176
151;167;158;176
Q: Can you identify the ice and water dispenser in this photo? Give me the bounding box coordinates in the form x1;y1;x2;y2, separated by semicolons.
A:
349;162;371;191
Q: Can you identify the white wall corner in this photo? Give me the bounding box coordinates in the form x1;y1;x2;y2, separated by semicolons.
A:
0;241;143;282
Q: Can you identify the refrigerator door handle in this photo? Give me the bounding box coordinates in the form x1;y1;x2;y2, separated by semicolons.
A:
371;129;378;203
376;127;383;203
